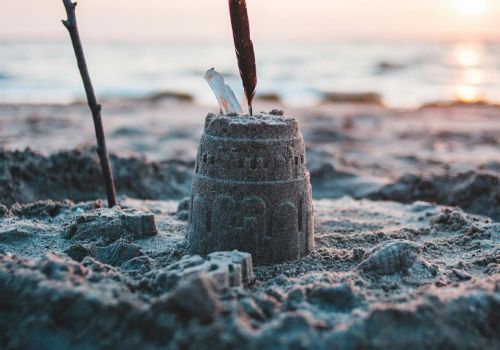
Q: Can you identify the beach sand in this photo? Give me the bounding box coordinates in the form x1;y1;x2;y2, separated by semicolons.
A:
0;99;499;349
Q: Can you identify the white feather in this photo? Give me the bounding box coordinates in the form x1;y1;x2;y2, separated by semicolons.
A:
204;68;243;114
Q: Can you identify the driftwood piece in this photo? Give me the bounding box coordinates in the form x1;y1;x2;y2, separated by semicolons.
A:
61;0;117;207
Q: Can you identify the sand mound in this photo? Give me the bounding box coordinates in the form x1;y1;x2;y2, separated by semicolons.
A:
369;171;500;221
0;148;193;206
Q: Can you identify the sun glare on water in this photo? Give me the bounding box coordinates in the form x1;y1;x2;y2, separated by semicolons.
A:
454;85;480;103
452;43;485;103
453;0;491;16
454;44;482;67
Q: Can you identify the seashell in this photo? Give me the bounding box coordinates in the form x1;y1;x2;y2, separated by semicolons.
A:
358;240;422;275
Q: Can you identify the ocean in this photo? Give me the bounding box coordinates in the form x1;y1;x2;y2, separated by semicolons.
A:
1;39;500;108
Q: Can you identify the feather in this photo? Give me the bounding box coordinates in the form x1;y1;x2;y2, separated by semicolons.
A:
205;68;243;114
229;0;257;115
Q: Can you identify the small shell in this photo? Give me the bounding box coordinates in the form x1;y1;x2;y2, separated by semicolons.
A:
358;240;422;275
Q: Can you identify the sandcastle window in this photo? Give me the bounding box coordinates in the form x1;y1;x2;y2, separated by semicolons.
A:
250;158;257;169
206;209;212;232
203;153;208;163
298;199;303;231
295;156;299;166
210;155;215;165
263;158;269;169
189;196;194;223
301;155;304;164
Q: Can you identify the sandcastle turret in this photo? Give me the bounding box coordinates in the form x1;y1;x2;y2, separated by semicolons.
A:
187;110;314;264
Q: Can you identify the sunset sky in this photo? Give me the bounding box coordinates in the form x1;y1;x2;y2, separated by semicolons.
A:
1;0;500;41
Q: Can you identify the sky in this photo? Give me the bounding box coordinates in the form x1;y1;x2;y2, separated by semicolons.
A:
1;0;500;41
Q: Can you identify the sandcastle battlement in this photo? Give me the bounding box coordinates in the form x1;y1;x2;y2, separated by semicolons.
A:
204;111;298;139
195;141;307;182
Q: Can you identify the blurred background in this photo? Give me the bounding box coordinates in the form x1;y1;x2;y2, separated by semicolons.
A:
1;0;500;107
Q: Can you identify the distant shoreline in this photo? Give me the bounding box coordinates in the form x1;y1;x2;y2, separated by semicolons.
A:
1;93;498;111
2;40;499;109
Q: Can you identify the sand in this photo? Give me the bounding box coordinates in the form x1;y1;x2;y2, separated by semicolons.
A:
0;99;499;349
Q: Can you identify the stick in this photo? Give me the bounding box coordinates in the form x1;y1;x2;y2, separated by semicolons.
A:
229;0;257;115
62;0;118;207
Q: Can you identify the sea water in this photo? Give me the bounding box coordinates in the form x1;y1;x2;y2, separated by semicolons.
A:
1;39;499;107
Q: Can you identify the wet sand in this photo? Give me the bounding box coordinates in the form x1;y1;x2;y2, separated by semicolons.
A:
0;99;499;349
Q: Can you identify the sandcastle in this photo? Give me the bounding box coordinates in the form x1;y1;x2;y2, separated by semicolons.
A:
187;110;314;264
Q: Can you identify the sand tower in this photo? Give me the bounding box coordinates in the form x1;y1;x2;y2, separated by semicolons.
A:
187;110;314;264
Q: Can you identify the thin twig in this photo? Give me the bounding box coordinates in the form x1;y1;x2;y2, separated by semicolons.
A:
62;0;118;207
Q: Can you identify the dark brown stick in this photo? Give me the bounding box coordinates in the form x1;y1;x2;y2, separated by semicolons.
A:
229;0;257;115
62;0;118;207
